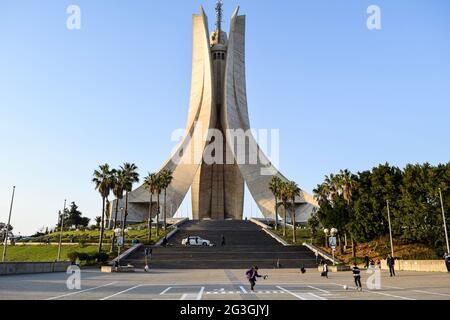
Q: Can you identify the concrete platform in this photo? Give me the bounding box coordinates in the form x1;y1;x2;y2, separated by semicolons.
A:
0;268;449;300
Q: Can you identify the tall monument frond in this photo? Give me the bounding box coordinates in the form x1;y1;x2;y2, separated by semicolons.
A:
215;0;223;42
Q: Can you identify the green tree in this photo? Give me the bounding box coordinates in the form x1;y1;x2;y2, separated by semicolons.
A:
159;170;174;231
120;163;140;242
60;202;90;229
279;181;289;237
92;164;115;252
143;173;159;242
269;176;282;230
110;169;126;252
285;181;301;243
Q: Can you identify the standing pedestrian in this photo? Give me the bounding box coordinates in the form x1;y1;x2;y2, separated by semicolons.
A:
444;252;450;273
387;254;396;277
321;262;329;278
315;250;319;265
221;234;226;247
364;254;370;269
352;263;362;291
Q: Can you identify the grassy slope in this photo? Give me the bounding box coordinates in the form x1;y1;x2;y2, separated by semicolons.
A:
2;245;98;262
272;228;311;245
36;226;169;245
272;229;440;263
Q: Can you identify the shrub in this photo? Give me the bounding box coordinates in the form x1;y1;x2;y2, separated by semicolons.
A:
67;251;79;263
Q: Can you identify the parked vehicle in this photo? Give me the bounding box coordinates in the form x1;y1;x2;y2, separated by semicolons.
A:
182;236;212;247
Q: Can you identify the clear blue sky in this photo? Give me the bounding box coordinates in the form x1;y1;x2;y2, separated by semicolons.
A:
1;0;449;235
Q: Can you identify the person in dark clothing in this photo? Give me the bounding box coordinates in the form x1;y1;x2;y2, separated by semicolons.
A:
221;235;225;247
352;264;362;291
387;255;396;277
161;237;168;247
444;252;450;273
364;255;370;269
246;266;267;291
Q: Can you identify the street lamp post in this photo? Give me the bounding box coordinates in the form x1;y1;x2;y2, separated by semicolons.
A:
386;200;394;258
330;228;338;266
439;188;450;254
114;227;128;266
57;199;67;262
323;228;329;248
2;186;16;262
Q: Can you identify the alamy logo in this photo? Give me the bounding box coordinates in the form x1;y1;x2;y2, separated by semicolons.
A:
366;267;381;290
66;265;81;290
170;123;279;176
367;5;382;30
66;5;81;30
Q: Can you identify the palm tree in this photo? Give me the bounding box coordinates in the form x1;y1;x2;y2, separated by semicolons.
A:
159;170;174;230
110;169;126;253
279;181;289;237
286;181;301;243
143;173;158;243
120;163;140;242
92;164;115;252
337;169;357;257
154;173;163;237
269;176;282;230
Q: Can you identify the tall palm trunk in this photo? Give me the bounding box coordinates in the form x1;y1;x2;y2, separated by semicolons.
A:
163;189;167;231
110;201;119;253
98;197;106;252
156;192;160;237
291;201;296;243
147;194;153;243
283;201;287;237
274;196;278;230
122;191;129;243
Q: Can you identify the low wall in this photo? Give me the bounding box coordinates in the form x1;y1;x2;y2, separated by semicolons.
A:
381;259;448;273
249;218;272;230
262;228;290;246
0;261;71;276
109;243;143;266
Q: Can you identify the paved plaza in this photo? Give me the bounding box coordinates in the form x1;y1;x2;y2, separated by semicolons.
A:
0;268;449;300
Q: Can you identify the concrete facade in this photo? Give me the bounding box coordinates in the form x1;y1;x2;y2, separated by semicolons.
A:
110;5;318;225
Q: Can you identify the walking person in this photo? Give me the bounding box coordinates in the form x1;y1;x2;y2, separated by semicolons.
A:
387;254;396;277
352;263;362;291
364;254;370;269
144;247;153;272
444;252;450;273
321;262;329;278
246;266;267;292
221;234;226;247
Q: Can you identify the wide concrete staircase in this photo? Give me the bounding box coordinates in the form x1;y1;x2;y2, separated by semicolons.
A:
122;220;317;269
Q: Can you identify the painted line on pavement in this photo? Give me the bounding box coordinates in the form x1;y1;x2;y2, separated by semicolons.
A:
384;285;450;298
197;287;205;300
307;292;327;300
100;285;143;300
45;282;117;300
308;285;330;294
160;287;172;295
239;286;248;294
413;290;450;297
276;286;307;300
366;290;415;300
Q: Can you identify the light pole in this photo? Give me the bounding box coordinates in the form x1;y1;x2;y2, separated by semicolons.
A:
386;200;394;258
330;228;338;266
57;199;67;262
323;228;329;248
2;186;16;262
439;188;450;254
114;227;128;266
